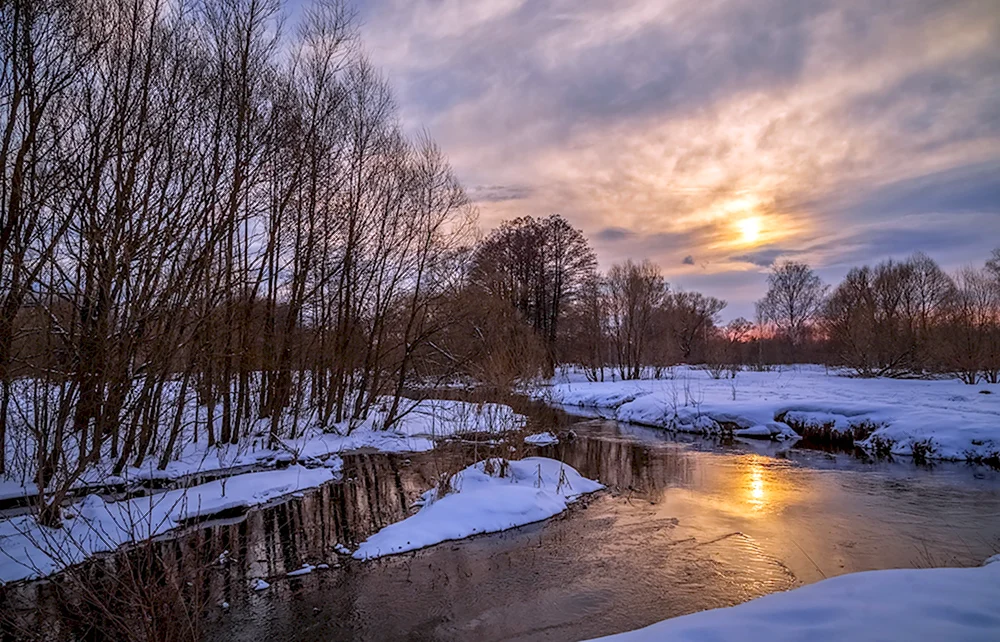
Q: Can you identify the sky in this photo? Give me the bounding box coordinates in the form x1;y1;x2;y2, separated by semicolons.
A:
342;0;999;318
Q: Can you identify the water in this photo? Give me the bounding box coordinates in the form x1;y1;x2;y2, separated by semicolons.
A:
3;412;999;641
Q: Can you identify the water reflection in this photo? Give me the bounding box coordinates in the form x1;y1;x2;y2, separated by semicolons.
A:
748;458;767;509
2;415;999;642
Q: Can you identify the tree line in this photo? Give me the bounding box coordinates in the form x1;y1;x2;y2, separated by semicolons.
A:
465;217;1000;386
547;247;1000;384
818;251;1000;382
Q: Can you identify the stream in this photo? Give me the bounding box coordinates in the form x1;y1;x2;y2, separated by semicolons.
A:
2;403;999;641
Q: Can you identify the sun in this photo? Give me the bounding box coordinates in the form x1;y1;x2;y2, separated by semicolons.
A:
736;216;762;244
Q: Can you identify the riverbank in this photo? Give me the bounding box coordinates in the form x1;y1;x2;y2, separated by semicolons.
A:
589;556;1000;641
538;365;1000;464
0;397;524;506
0;397;526;584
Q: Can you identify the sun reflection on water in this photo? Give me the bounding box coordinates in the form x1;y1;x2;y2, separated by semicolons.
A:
745;456;770;512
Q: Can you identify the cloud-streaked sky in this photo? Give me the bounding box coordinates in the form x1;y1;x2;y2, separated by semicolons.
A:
348;0;1000;317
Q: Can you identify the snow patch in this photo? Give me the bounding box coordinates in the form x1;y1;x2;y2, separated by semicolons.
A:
524;432;559;446
353;457;603;561
542;366;1000;461
586;560;1000;641
0;466;334;584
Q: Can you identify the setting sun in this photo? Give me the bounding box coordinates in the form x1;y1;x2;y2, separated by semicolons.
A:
736;216;762;244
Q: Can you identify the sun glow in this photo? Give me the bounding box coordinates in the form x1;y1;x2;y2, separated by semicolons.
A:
736;216;763;244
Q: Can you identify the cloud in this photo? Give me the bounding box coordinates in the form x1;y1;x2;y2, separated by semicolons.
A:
682;255;695;265
353;0;1000;316
596;227;635;242
468;184;534;203
730;248;793;268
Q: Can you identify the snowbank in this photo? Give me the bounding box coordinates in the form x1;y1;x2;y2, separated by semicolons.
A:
541;366;1000;462
383;399;525;437
134;398;523;480
353;457;603;560
587;557;1000;641
0;398;525;504
0;466;333;584
525;432;560;446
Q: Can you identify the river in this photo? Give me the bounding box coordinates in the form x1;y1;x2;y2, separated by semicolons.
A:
3;405;999;641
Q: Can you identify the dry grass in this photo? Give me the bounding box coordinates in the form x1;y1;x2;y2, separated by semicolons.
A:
775;412;881;450
0;532;212;642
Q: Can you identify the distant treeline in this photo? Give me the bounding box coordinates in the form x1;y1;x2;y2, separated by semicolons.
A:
553;249;1000;385
465;217;1000;386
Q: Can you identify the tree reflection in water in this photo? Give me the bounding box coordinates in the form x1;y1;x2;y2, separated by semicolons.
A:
2;414;998;642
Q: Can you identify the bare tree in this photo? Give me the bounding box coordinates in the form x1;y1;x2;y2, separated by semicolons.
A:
605;260;667;380
561;275;608;381
986;248;1000;283
470;214;596;373
756;261;827;351
941;267;998;384
825;254;956;377
663;290;726;363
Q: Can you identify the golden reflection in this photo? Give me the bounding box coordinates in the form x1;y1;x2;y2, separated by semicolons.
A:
745;456;770;513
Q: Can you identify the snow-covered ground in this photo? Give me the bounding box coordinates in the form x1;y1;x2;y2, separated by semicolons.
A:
0;398;525;504
0;397;525;584
0;466;334;583
539;366;1000;462
353;457;603;560
587;556;1000;641
524;431;560;446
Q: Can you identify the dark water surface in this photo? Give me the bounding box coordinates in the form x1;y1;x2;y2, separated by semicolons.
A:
4;410;1000;641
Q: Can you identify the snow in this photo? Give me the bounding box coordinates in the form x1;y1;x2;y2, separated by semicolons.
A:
382;399;525;437
525;432;560;446
1;396;524;512
117;398;520;482
353;457;603;561
286;563;315;577
334;543;351;555
586;558;1000;642
541;366;1000;462
0;466;333;584
0;480;36;503
252;578;270;591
